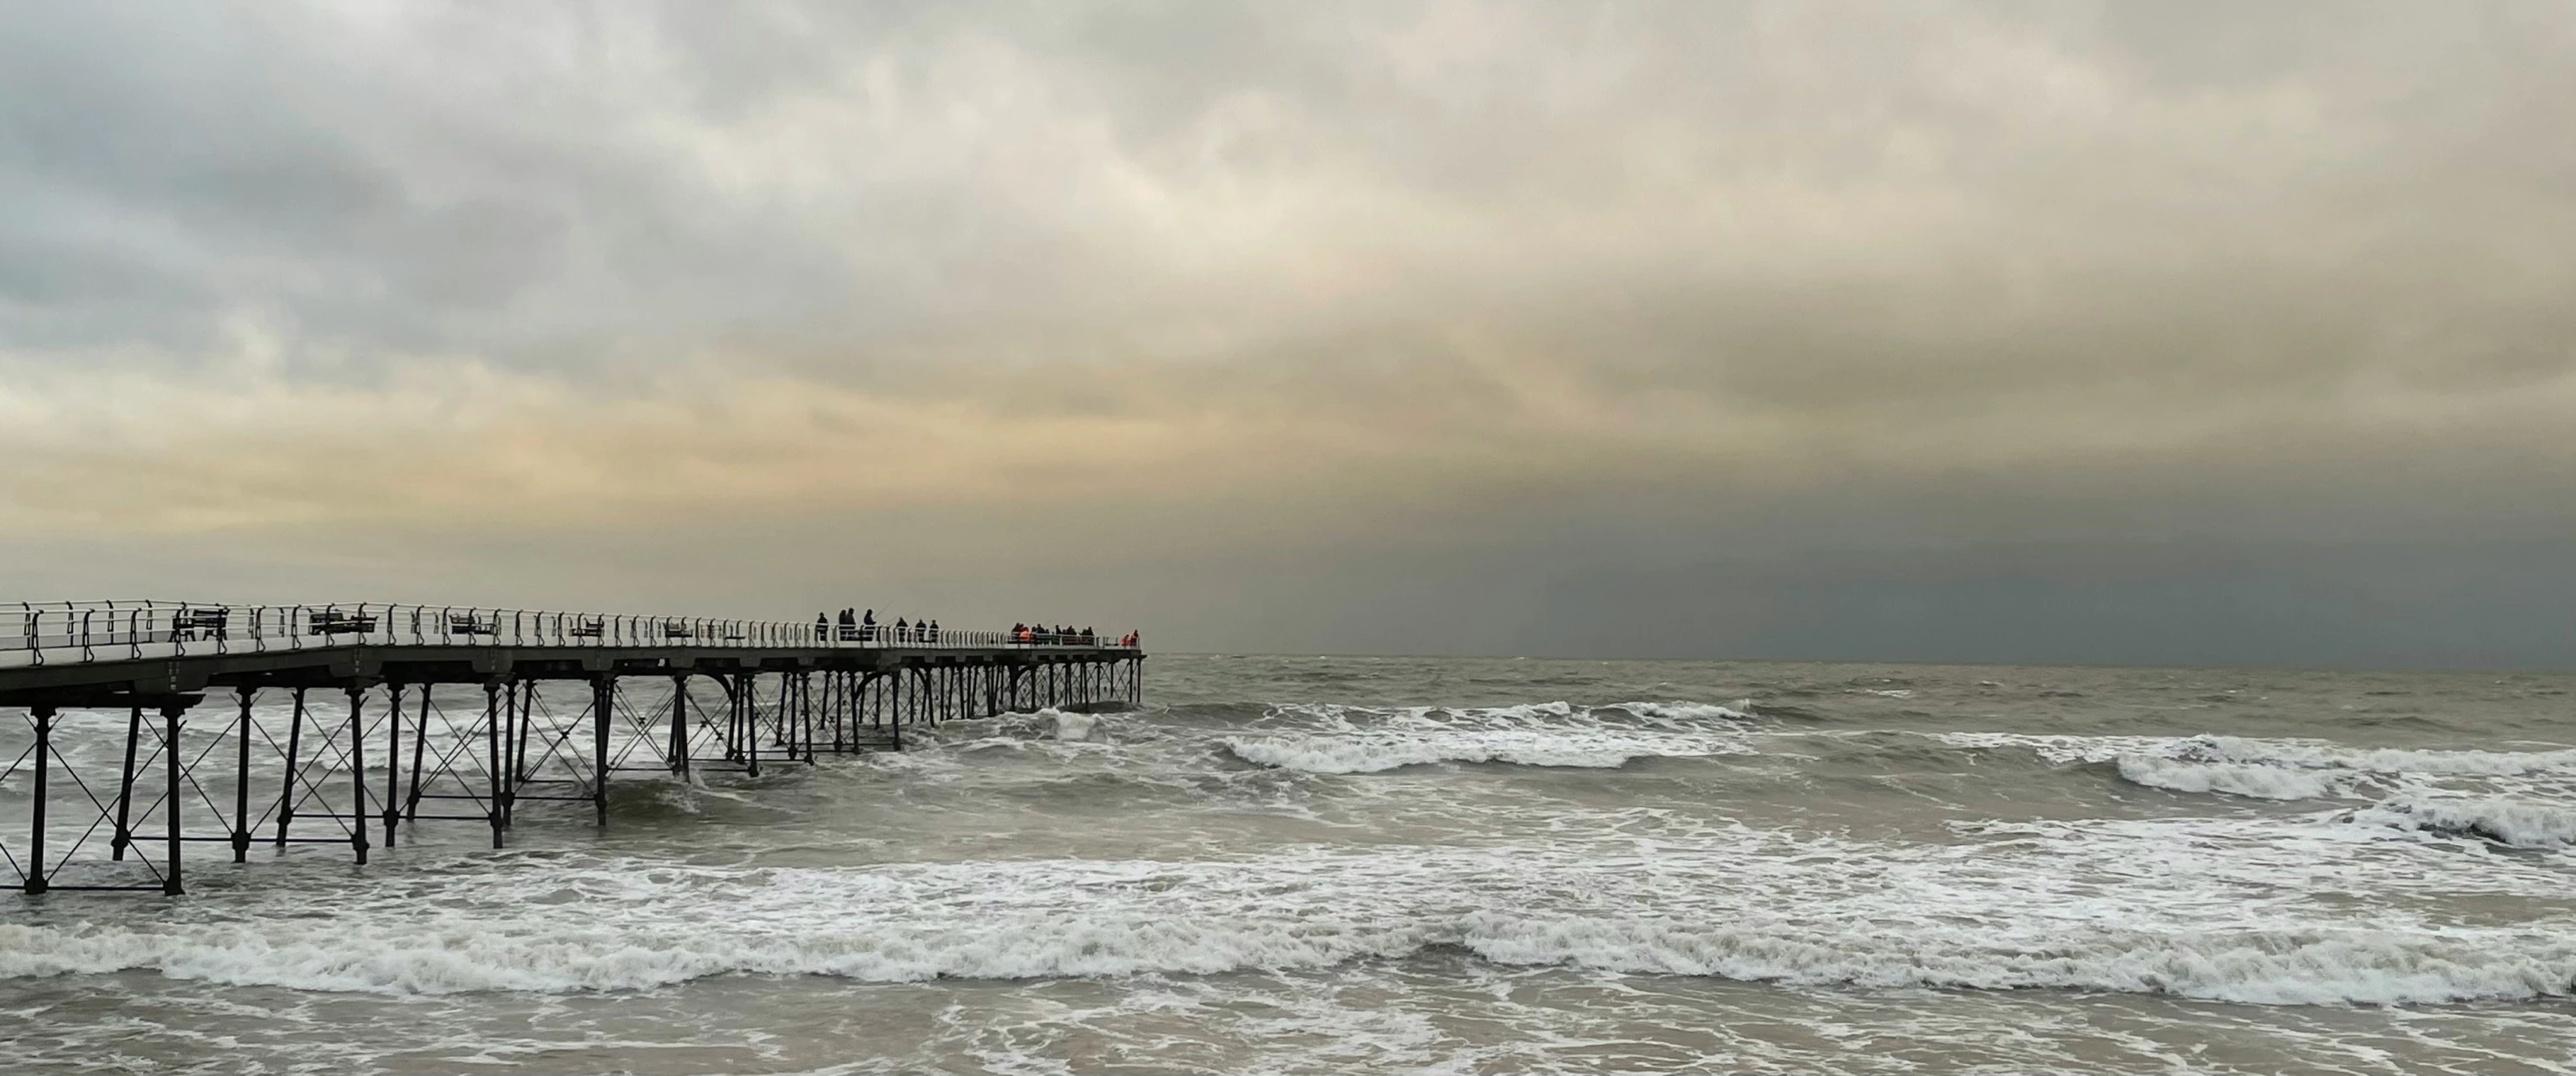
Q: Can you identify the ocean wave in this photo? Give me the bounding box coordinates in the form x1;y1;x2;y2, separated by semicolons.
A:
1259;700;1751;728
2113;757;2358;801
1931;732;2576;777
5;815;2571;1007
1222;700;1753;773
1926;732;2576;805
2174;737;2576;777
2350;797;2576;850
1455;916;2576;1006
1222;730;1743;773
4;911;2566;1007
1613;700;1757;723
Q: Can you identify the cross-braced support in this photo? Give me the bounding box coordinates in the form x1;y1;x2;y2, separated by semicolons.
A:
2;628;1146;897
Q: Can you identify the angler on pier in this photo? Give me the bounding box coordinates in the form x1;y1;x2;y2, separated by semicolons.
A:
0;601;1145;896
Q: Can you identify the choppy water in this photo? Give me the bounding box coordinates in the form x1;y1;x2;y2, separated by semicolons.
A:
3;656;2573;1073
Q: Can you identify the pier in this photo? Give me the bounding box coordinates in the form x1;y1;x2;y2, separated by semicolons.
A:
0;601;1144;895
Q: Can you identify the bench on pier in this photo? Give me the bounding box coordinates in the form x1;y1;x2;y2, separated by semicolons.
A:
662;624;693;640
174;608;229;640
307;611;377;635
448;615;497;637
567;620;606;638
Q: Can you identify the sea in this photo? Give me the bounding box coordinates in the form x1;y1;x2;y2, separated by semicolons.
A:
3;654;2573;1074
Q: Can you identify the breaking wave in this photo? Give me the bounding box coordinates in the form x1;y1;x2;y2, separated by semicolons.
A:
2172;738;2576;777
2114;756;2357;801
4;910;2566;1007
2351;797;2576;850
1929;732;2576;805
1222;700;1753;774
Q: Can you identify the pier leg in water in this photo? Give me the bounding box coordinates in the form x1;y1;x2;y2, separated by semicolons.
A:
668;674;692;780
405;685;430;823
110;703;141;860
745;673;760;777
347;683;369;865
483;679;504;849
591;675;612;826
231;687;253;863
383;683;403;850
499;679;519;829
274;687;305;848
718;674;737;763
161;700;184;894
25;705;51;894
798;671;814;763
511;679;535;791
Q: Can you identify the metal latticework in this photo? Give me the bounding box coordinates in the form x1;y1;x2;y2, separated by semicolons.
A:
0;601;1144;896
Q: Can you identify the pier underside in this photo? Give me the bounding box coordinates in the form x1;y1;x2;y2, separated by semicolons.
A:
0;606;1143;896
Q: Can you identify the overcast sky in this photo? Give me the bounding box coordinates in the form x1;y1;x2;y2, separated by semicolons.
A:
3;2;2572;666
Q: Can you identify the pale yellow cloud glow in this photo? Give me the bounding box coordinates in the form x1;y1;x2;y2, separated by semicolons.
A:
2;2;2570;661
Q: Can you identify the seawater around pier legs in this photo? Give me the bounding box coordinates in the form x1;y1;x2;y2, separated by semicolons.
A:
1;655;1137;894
0;654;2569;1073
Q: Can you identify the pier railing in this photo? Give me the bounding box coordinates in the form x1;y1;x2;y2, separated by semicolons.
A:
3;600;1137;671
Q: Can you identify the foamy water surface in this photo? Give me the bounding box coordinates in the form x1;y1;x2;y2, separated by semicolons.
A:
3;657;2572;1073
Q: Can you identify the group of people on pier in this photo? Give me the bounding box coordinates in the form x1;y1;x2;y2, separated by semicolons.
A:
1010;624;1140;648
816;607;941;643
810;610;1137;648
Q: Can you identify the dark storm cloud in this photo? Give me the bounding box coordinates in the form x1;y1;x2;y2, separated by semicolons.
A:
1;1;2571;665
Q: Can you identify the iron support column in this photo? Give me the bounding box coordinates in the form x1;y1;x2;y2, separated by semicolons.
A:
347;684;369;865
744;673;760;777
484;680;505;849
162;700;186;894
383;683;403;850
406;686;431;822
26;705;52;894
592;676;612;826
275;687;305;847
110;704;142;860
232;687;254;863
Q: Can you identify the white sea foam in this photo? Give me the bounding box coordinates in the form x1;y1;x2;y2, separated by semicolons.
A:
1928;732;2200;765
1926;732;2576;805
1224;701;1753;773
1615;700;1755;723
2;837;2568;1007
2113;757;2357;800
1456;916;2576;1007
1222;730;1731;773
11;668;2576;1049
1930;732;2576;777
3;914;2566;1007
2353;797;2576;850
2180;737;2576;777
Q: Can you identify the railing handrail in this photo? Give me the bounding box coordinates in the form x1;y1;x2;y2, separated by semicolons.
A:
0;600;1139;669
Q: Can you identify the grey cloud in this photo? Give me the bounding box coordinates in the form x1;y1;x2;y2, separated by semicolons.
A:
1;1;2571;666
